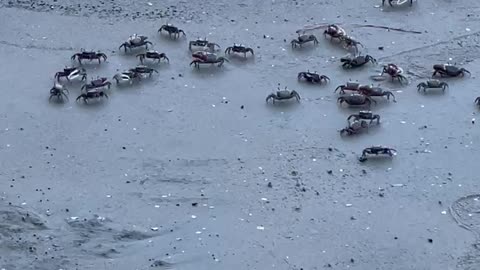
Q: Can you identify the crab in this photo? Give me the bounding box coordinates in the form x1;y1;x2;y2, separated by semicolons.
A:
381;64;408;84
340;55;377;68
136;51;169;64
475;97;480;106
49;82;69;102
225;44;254;58
358;85;397;102
190;52;229;68
334;82;364;94
337;94;377;108
266;87;301;104
340;120;370;136
323;24;347;41
113;70;141;85
359;146;397;162
54;67;87;82
129;65;159;78
189;38;221;52
291;34;319;48
417;80;449;93
71;50;107;64
339;35;364;54
432;64;471;78
297;71;330;84
382;0;413;7
119;34;153;53
347;111;381;125
158;24;186;39
81;77;112;92
76;89;109;104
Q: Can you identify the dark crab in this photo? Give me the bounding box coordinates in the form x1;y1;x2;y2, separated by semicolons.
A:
475;97;480;106
190;51;229;68
76;89;108;104
340;120;369;136
382;0;413;7
337;94;377;107
54;67;87;82
359;146;397;162
81;77;112;92
71;50;107;64
49;82;69;102
291;34;319;48
158;24;186;39
348;111;381;125
417;80;449;93
129;65;159;77
341;55;377;68
358;85;397;102
334;82;364;94
323;24;347;41
136;51;169;64
225;44;254;58
381;63;408;84
119;34;153;53
297;71;330;84
266;87;301;104
113;70;141;85
432;64;471;78
339;35;364;54
189;38;221;52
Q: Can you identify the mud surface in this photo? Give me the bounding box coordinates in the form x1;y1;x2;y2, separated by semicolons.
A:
1;0;480;269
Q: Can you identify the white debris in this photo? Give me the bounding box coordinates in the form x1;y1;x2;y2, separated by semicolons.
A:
441;211;447;215
345;204;353;207
191;215;197;219
151;227;159;231
256;226;265;230
391;184;405;187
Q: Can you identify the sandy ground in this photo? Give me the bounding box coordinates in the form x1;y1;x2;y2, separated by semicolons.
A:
2;0;480;269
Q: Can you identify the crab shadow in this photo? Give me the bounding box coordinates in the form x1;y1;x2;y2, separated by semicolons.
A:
417;89;447;97
337;104;376;112
290;44;319;55
381;2;415;12
358;156;395;166
48;97;69;106
265;100;301;111
226;54;256;65
323;40;355;55
75;98;110;110
118;47;151;56
112;82;141;91
189;65;228;77
157;35;187;44
340;63;379;74
297;81;330;90
72;60;110;70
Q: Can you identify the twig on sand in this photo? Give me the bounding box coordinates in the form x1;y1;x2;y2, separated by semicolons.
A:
351;24;422;34
296;23;422;35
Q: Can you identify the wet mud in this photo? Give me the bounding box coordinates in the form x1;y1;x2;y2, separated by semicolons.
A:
2;0;480;269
